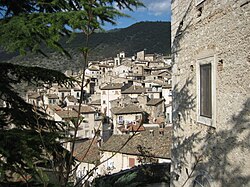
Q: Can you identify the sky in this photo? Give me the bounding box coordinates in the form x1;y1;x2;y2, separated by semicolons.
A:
103;0;171;30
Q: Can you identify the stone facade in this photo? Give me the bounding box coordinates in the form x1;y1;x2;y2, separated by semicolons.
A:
171;1;250;187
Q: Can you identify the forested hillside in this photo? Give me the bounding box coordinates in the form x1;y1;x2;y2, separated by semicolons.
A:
1;21;171;71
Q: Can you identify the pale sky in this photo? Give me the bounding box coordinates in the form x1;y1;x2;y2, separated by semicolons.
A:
103;0;171;30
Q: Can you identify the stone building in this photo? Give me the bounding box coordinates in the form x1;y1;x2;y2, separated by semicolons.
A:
171;1;250;187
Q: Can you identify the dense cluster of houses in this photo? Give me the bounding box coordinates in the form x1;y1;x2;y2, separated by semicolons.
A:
26;50;173;185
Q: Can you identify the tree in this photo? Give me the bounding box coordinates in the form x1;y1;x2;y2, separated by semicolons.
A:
0;63;74;185
0;0;143;186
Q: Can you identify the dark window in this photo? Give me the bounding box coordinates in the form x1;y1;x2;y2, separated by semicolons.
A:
200;64;212;118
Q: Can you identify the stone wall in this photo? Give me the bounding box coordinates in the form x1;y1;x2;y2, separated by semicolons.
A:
171;0;250;187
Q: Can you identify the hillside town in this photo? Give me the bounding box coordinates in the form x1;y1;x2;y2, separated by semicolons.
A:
26;50;173;185
1;0;249;187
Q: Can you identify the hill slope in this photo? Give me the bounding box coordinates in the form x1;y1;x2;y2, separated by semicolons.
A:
1;21;171;71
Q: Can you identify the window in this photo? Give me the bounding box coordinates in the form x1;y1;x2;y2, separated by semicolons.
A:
197;55;216;126
102;91;106;95
200;64;212;118
118;116;124;124
103;100;106;104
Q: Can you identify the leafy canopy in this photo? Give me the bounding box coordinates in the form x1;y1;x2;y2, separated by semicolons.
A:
0;0;143;185
0;0;144;56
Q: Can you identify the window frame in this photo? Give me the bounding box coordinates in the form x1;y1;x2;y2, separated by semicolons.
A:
196;55;216;127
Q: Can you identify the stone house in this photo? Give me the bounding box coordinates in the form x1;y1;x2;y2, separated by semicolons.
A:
74;138;101;186
46;104;63;120
146;98;165;120
112;64;131;78
98;64;114;76
43;94;59;105
144;80;163;99
64;95;78;106
71;105;100;139
136;50;146;61
171;1;250;187
85;66;100;79
99;126;172;175
110;104;144;135
71;87;81;100
54;110;78;150
100;83;123;117
130;65;144;76
145;53;156;62
27;92;41;106
58;87;71;101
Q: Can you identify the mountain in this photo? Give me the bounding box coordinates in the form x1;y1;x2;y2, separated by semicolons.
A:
1;21;171;71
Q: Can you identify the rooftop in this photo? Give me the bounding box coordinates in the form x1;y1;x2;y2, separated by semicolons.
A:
55;110;78;119
101;83;123;90
111;104;143;115
72;105;96;114
90;99;101;105
147;98;164;106
65;95;77;103
100;127;172;159
74;139;100;164
121;85;146;94
46;94;59;99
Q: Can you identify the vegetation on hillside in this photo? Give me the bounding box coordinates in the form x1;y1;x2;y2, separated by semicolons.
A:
1;21;171;72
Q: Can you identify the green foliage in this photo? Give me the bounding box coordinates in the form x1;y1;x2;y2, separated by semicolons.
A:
0;0;143;56
93;164;170;187
0;63;74;183
0;0;144;185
